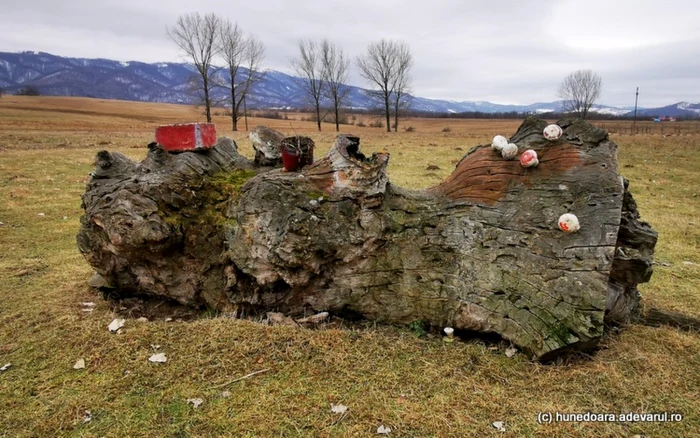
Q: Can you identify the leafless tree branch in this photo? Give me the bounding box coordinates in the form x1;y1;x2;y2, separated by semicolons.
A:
292;40;326;131
558;69;603;120
357;39;412;133
167;12;222;123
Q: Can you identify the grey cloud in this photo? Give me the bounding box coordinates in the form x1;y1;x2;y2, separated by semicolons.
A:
1;0;698;107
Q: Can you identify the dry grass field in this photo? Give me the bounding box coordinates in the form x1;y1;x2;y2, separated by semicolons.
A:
0;96;698;437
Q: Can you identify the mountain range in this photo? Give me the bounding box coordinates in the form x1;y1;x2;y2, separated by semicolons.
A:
1;51;699;118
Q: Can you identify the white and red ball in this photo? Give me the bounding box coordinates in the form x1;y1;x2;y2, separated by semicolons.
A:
558;213;580;233
520;149;539;167
492;135;508;151
543;124;563;141
501;143;519;160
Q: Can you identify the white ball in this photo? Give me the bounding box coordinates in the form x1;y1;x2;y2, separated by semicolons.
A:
492;135;508;151
501;143;518;160
543;124;563;141
558;213;580;233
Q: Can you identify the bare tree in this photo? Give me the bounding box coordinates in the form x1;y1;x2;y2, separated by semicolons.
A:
292;40;326;131
320;40;350;132
218;20;265;131
391;44;412;132
167;13;222;123
558;69;603;120
357;39;412;133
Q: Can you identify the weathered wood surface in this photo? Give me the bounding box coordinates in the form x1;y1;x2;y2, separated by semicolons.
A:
77;117;657;360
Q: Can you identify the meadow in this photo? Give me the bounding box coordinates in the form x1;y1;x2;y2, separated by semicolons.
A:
0;96;698;437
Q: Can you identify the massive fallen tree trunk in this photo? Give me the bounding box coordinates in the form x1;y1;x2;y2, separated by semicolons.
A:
77;117;657;360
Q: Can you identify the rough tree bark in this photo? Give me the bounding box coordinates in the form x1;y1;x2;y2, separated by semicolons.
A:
77;117;657;360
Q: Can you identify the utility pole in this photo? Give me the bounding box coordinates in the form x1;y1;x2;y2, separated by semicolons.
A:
632;87;639;134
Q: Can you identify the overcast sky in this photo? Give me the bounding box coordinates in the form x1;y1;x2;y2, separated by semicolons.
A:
2;0;699;107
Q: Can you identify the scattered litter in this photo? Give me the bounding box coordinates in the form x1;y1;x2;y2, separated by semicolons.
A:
108;318;125;333
318;196;324;202
492;421;506;432
682;261;695;266
151;344;161;350
164;317;173;322
73;359;86;369
221;391;232;398
186;398;204;408
377;425;392;434
137;317;149;323
82;410;92;424
62;216;68;220
505;346;517;358
0;363;11;372
296;312;329;324
148;353;167;363
309;200;318;207
331;404;348;414
124;370;131;375
211;368;270;389
265;312;297;326
443;327;455;343
38;213;45;217
80;302;95;307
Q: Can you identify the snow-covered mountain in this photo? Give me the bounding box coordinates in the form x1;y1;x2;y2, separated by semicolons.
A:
1;51;697;117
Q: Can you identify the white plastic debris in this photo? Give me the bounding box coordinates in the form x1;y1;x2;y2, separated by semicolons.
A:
296;312;329;324
108;318;125;333
62;216;68;220
558;213;581;233
543;124;563;141
443;327;455;343
491;135;508;151
0;363;11;372
137;317;149;323
148;353;167;363
38;213;45;217
520;149;539;167
331;404;348;414
73;359;86;369
221;390;232;398
82;410;92;424
186;398;204;408
505;346;517;358
377;425;392;434
501;143;518;160
492;421;506;432
150;344;161;350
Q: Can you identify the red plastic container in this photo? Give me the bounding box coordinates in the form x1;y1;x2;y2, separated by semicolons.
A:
155;123;217;152
281;146;300;171
281;137;314;171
